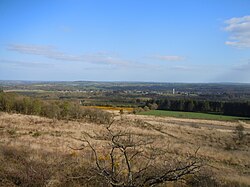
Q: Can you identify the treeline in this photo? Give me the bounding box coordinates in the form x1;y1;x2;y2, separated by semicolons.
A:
0;92;113;124
146;99;250;117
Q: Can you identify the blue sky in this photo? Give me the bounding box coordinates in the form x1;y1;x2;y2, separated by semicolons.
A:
0;0;250;82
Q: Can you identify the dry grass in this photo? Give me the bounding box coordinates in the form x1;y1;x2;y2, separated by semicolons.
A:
0;111;249;186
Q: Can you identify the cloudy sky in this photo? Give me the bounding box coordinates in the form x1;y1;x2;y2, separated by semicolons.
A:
0;0;250;82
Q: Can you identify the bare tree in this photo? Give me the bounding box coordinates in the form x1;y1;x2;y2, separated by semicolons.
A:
70;120;202;187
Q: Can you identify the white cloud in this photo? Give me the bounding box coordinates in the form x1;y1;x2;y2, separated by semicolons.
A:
0;59;51;68
7;44;133;66
150;55;185;62
224;15;250;48
6;44;192;73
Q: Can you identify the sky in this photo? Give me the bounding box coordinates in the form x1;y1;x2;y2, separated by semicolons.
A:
0;0;250;83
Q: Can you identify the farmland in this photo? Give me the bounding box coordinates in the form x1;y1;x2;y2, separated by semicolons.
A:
139;110;250;121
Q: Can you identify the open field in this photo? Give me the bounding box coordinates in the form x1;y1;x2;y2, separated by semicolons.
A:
0;111;250;186
86;105;134;112
139;110;250;121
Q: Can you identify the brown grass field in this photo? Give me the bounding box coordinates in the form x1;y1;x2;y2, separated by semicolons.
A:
0;111;249;186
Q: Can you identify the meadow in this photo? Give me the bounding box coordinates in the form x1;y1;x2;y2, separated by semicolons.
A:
139;110;250;121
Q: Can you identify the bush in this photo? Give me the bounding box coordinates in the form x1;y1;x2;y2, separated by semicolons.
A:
0;92;114;124
41;102;61;119
82;108;113;124
143;106;150;111
148;103;158;110
234;124;245;141
132;107;144;114
0;146;55;187
70;120;203;186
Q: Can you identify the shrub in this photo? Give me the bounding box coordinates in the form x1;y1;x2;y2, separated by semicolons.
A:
0;146;55;187
70;120;203;186
234;124;245;142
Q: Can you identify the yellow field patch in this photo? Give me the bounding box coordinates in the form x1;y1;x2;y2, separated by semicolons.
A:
86;106;133;112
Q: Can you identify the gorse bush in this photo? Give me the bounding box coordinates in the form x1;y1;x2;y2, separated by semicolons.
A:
0;92;113;124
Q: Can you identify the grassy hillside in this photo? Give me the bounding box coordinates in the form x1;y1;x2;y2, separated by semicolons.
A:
0;111;250;187
0;112;249;186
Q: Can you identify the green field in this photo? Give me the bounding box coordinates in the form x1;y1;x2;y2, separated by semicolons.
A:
139;110;250;121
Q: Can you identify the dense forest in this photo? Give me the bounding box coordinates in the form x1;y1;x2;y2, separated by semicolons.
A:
146;99;250;117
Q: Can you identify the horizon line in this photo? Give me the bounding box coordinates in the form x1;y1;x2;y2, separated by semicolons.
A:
0;79;250;84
